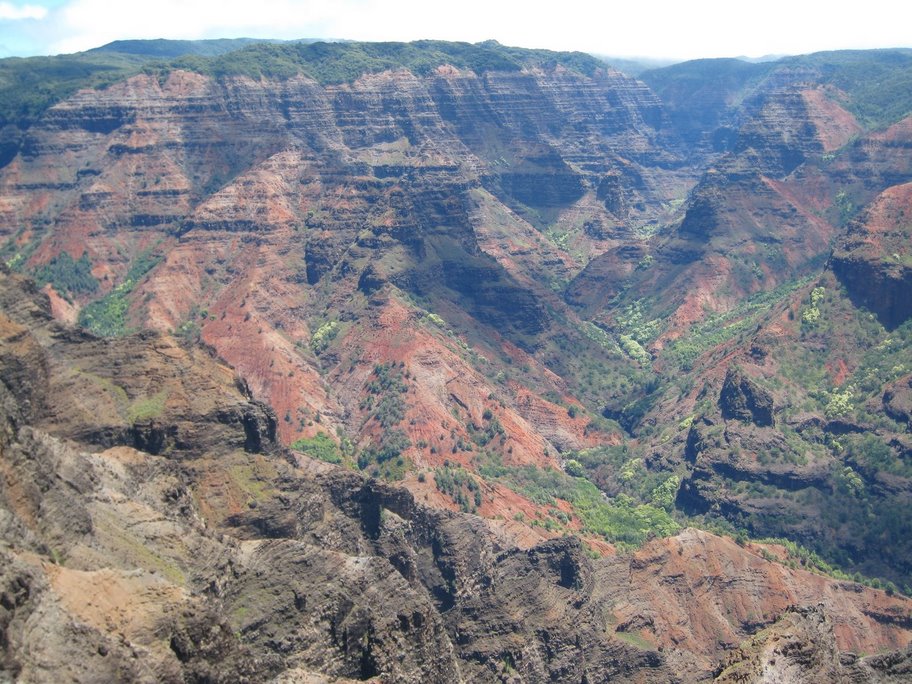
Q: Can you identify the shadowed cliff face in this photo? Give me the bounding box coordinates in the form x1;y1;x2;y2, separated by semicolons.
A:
831;181;912;331
0;269;910;683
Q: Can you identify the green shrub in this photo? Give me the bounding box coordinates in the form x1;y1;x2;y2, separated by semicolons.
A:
619;335;650;366
357;429;411;480
564;458;585;478
824;387;853;419
435;465;482;513
78;281;133;337
649;475;680;512
77;248;161;337
32;251;98;296
477;454;679;546
290;432;342;464
310;321;339;355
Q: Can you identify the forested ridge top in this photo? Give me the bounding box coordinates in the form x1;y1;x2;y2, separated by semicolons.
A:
4;38;911;129
0;38;605;126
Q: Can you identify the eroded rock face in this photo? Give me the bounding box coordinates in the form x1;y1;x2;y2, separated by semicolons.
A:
659;264;912;589
716;604;912;683
4;46;912;682
832;182;912;330
676;417;834;532
0;60;698;458
719;367;775;427
884;375;912;426
0;270;279;460
2;266;910;682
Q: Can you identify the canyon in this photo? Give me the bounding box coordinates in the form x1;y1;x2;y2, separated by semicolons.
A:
1;39;912;681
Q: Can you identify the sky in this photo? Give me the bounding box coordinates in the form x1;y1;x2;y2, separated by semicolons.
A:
1;0;910;61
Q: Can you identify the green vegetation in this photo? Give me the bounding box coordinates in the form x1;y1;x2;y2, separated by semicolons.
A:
789;49;912;128
572;444;686;508
196;39;605;84
357;429;411;481
801;286;826;325
127;391;167;423
649;475;680;512
290;432;343;465
360;362;408;429
580;321;621;355
663;277;810;371
537;317;654;426
366;362;407;396
642;49;912;133
423;312;446;328
467;410;505;447
833;191;855;226
77;249;161;337
175;319;201;345
0;51;148;126
32;251;98;297
227;459;278;507
824;386;853;419
843;433;912;478
92;38;269;59
78;280;134;337
478;452;679;546
0;239;38;272
619;334;651;367
310;320;340;355
614;631;656;651
615;299;662;346
564;458;585;478
779;282;910;422
753;536;901;591
852;322;912;397
434;464;483;513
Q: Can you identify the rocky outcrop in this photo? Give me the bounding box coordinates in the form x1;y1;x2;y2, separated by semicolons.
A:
719;367;774;427
831;182;912;330
676;415;837;547
0;269;279;458
715;604;912;683
884;375;912;426
0;286;674;682
831;252;912;331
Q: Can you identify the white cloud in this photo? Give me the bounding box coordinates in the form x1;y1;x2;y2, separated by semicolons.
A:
47;0;342;53
5;0;911;59
0;1;47;20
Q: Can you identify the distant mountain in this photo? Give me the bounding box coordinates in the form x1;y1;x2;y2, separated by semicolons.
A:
88;37;286;58
592;54;681;77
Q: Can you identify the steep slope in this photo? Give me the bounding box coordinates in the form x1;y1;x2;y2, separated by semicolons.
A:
831;181;912;329
571;75;912;350
634;262;912;588
1;268;911;683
